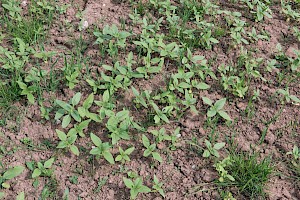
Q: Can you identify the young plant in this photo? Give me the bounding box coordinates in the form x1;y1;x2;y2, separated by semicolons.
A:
202;139;225;158
95;90;115;120
28;158;55;179
202;97;232;121
56;129;79;156
152;175;165;198
150;128;171;144
115;146;135;163
142;134;163;163
0;166;24;189
287;145;299;160
123;176;151;199
55;92;82;128
214;157;235;182
277;88;300;105
90;133;115;164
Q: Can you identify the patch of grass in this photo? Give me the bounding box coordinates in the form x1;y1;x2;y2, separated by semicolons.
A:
219;152;273;199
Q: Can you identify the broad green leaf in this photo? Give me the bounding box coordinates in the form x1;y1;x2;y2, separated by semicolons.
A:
32;168;42;178
125;147;135;154
44;158;54;168
207;109;217;117
56;100;72;111
218;110;232;121
62;115;71;128
139;185;151;193
142;135;150;147
70;145;79;156
71;110;81;122
152;152;163;163
215;98;226;111
90;133;102;147
56;129;67;141
214;142;225;150
90;148;101;155
27;93;35;104
202;97;212;105
123;177;133;188
71;92;81;106
83;93;94;108
203;150;210;158
3;166;25;180
103;151;115;164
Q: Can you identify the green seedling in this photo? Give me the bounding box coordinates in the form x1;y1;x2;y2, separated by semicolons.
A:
16;79;37;104
27;158;55;179
69;119;91;137
95;90;115;120
106;111;131;145
77;93;94;118
202;97;232;121
288;49;300;71
293;27;300;41
90;133;115;164
56;129;79;156
86;78;106;94
150;101;170;124
115;146;135;163
247;27;268;42
150;128;171;144
131;86;150;108
202;139;225;158
152;175;165;198
287;145;299;160
123;176;151;200
142;134;163;163
182;89;198;114
277;88;300;104
55;92;82;128
65;70;79;90
0;165;24;189
214;156;235;182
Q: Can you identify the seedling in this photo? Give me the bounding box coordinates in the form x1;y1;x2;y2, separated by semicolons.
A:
287;145;299;160
55;92;82;128
27;158;55;179
150;127;171;144
90;133;115;164
0;165;24;189
115;146;135;163
202;97;232;121
214;157;235;182
123;176;151;199
56;129;79;156
203;139;225;158
152;175;165;198
142;134;163;163
277;88;300;104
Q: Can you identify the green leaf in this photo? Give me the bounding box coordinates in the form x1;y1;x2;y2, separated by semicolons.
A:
90;133;102;146
139;185;151;193
123;177;133;188
16;191;25;200
70;145;79;156
125;147;135;154
27;93;35;104
213;142;225;150
3;166;25;180
0;192;5;199
44;158;54;168
218;110;232;121
71;110;81;122
214;98;226;111
152;152;163;163
83;93;94;108
56;129;67;141
56;100;72;111
62;115;71;128
202;97;213;105
203;150;210;158
103;151;115;164
207;109;217;117
71;92;81;106
142;135;150;147
32;168;42;178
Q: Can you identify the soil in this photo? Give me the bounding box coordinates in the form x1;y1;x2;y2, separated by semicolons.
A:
0;0;300;200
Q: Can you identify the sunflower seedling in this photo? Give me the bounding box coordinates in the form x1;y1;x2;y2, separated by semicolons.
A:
115;146;135;163
0;166;24;189
152;175;165;198
203;139;225;158
56;129;79;156
142;134;163;163
55;92;82;128
202;97;232;121
28;158;55;179
123;176;151;200
90;133;115;164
